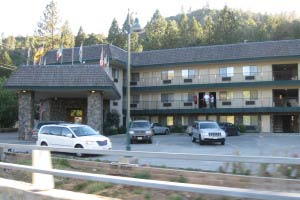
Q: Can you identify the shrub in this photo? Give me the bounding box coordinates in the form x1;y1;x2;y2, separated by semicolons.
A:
133;171;151;179
236;124;246;133
170;125;184;133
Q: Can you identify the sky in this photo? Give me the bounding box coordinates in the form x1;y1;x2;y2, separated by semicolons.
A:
1;0;300;37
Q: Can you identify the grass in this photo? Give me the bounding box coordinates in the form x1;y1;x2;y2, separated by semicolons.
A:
53;158;70;169
86;182;113;194
132;171;151;179
167;194;184;200
170;175;188;183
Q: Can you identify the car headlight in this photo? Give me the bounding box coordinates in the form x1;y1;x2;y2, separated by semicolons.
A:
145;130;152;135
129;130;134;135
85;141;97;145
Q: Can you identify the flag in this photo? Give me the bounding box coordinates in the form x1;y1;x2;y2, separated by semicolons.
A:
33;45;44;65
100;47;104;67
79;43;83;63
104;55;110;74
56;43;63;61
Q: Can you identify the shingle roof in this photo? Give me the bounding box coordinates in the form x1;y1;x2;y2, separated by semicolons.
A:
44;39;300;67
131;39;300;67
45;44;127;65
4;65;120;99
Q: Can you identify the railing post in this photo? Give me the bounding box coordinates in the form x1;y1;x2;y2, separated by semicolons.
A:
32;149;54;190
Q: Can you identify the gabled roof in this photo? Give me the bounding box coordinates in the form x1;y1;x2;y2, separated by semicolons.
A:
131;39;300;67
44;39;300;68
4;65;121;99
45;44;127;65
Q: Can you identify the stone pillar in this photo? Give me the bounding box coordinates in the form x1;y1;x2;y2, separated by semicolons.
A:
87;92;103;133
18;91;34;140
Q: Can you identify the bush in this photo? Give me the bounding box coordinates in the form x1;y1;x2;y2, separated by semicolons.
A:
118;126;126;134
236;124;246;133
170;125;184;133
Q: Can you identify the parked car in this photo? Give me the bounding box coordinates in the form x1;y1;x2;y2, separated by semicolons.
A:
37;124;112;157
186;126;193;136
31;121;65;139
151;123;170;135
191;121;226;145
129;120;153;143
218;122;239;136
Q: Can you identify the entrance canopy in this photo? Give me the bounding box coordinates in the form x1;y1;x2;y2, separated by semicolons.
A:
4;65;121;100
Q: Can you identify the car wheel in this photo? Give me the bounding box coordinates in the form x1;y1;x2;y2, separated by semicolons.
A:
221;140;225;145
165;129;169;135
199;135;204;145
41;142;48;146
75;144;84;157
148;138;153;144
191;135;196;143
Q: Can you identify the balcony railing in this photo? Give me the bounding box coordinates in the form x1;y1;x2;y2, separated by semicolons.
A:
128;97;299;110
129;70;298;87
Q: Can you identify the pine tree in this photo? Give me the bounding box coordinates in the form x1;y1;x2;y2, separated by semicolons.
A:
143;10;167;50
163;20;180;49
75;26;86;47
37;0;60;49
203;16;214;44
178;13;190;47
61;20;74;48
122;14;142;52
188;17;203;45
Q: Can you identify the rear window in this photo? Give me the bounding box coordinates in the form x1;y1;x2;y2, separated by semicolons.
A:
36;122;60;129
200;122;219;129
130;121;150;128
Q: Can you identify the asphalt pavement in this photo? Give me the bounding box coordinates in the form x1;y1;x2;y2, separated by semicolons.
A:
1;132;300;172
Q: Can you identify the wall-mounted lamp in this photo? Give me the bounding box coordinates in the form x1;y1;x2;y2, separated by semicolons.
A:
91;90;96;93
22;90;27;93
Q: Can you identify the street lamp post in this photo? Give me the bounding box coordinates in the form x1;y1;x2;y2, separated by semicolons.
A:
126;9;143;151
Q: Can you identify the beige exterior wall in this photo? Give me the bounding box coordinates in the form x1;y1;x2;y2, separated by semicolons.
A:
132;59;300;87
261;115;271;133
110;66;123;126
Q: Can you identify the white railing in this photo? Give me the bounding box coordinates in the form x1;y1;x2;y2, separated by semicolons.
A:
0;143;300;200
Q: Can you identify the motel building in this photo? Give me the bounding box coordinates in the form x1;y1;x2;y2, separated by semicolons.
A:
4;39;300;139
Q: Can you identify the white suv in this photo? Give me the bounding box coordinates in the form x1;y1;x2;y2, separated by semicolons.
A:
191;121;226;145
37;124;112;156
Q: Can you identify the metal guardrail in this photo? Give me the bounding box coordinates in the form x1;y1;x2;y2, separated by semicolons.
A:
0;161;299;200
1;143;300;165
0;143;300;199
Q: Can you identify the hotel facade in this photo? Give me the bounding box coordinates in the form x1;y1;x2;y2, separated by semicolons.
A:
5;39;300;139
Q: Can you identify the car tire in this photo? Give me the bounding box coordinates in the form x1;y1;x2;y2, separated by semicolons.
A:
75;144;84;157
191;135;196;143
221;140;225;145
41;142;48;146
199;135;204;145
148;138;153;144
165;129;169;135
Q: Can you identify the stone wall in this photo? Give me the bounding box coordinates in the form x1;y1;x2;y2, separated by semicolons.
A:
87;92;103;132
18;91;34;140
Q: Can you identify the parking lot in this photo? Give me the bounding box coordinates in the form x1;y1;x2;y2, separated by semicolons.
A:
1;132;300;171
99;133;300;171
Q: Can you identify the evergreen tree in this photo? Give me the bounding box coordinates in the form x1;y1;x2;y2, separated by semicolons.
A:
122;14;142;52
61;20;74;48
213;6;239;44
188;17;203;45
4;36;16;50
84;33;106;46
37;0;60;49
203;16;214;44
108;18;126;48
178;13;190;47
0;34;2;50
143;10;167;50
75;26;86;47
163;20;180;48
0;51;13;65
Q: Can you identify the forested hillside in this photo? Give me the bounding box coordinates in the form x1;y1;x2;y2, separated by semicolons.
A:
1;2;300;75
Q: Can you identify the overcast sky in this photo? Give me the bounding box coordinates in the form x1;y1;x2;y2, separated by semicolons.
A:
1;0;300;37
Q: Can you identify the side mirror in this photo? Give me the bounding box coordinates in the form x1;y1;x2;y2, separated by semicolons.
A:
66;133;73;138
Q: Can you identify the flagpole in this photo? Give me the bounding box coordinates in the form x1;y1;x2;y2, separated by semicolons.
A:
71;47;74;65
61;49;63;64
26;48;31;65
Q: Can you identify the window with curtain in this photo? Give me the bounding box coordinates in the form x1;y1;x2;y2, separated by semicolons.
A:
161;93;174;103
220;67;234;77
181;93;194;102
182;69;196;79
131;73;140;81
161;70;174;80
112;68;119;79
243;90;258;100
131;95;140;104
219;91;233;101
243;66;258;76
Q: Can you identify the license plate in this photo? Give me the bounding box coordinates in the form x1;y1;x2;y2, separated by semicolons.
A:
137;137;143;140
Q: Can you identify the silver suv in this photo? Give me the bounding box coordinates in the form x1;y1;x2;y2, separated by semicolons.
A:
191;121;226;145
129;120;153;143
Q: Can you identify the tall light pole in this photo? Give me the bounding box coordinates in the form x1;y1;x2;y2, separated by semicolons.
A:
126;9;143;151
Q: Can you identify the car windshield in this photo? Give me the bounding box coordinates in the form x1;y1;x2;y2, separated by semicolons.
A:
70;126;99;137
130;121;150;128
200;123;219;129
